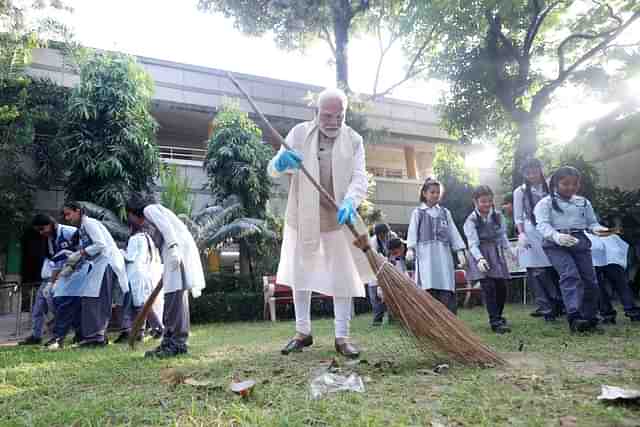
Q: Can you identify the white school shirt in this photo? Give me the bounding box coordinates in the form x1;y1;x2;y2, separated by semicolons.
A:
122;232;163;307
534;194;602;242
407;204;466;291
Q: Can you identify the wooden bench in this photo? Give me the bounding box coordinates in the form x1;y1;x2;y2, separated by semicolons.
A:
262;276;334;321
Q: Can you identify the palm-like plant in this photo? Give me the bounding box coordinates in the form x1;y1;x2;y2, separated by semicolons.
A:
179;196;276;254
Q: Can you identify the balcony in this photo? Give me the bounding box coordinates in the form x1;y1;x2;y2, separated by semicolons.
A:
159;145;206;163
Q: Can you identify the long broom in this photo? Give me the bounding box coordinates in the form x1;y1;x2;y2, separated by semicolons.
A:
227;72;504;366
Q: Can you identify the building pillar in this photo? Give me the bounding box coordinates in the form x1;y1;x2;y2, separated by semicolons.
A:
404;146;418;180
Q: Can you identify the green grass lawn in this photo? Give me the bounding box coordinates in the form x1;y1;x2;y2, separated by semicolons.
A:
2;304;640;427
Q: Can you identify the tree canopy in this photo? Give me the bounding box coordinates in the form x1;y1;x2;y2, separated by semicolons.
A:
61;51;160;214
0;0;72;241
402;0;640;187
204;104;273;219
198;0;426;96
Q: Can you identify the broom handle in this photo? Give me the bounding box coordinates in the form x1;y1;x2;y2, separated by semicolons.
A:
128;278;163;349
226;72;361;241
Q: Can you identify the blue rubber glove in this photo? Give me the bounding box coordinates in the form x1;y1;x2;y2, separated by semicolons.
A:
274;150;303;172
337;198;357;225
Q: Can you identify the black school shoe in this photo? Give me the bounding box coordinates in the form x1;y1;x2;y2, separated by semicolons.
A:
18;335;42;345
144;343;188;358
491;324;511;334
569;318;603;333
77;338;108;348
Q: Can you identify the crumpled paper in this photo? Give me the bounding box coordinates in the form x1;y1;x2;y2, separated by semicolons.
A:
597;385;640;401
309;372;365;400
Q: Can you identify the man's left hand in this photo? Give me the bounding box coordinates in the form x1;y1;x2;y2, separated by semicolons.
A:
337;198;357;225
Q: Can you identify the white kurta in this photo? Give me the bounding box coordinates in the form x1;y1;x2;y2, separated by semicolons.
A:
406;204;466;292
61;216;128;298
122;233;163;307
269;121;374;298
513;185;552;268
143;204;206;297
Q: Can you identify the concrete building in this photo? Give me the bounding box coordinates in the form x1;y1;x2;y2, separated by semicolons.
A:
27;47;499;233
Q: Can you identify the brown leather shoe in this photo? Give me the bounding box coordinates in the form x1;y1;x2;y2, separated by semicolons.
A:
335;339;360;359
281;334;313;355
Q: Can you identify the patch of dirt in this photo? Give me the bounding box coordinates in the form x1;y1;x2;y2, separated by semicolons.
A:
566;360;640;379
501;352;548;372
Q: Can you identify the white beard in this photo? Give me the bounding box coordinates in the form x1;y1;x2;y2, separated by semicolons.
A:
319;126;341;139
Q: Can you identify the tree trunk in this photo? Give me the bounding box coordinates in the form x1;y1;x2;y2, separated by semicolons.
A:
239;239;251;276
333;5;351;92
512;117;538;189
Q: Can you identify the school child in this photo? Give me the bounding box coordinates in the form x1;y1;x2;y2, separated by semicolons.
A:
587;233;640;324
46;202;129;350
534;166;608;333
114;223;164;343
407;178;467;314
463;185;513;333
388;237;408;276
126;193;206;358
368;223;390;325
513;158;563;321
19;214;77;345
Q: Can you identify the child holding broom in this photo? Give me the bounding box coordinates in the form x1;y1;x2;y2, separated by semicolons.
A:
534;166;608;333
463;185;513;334
406;178;467;314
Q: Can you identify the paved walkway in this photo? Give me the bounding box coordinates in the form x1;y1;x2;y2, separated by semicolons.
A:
0;312;31;346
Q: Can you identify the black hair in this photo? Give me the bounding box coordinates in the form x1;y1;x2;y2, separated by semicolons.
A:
126;192;155;217
472;185;501;232
32;213;57;228
374;223;389;236
520;158;549;225
63;201;85;215
549;166;581;213
388;237;404;252
419;177;443;204
502;193;513;204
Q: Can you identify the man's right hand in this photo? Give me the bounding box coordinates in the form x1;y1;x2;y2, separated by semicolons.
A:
274;150;303;172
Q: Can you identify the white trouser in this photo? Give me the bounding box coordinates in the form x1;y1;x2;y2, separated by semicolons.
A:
293;290;351;338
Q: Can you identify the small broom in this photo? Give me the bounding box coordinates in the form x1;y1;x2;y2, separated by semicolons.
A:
129;279;162;349
226;72;504;366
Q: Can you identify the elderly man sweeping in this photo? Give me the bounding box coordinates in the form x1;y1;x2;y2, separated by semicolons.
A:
268;88;375;359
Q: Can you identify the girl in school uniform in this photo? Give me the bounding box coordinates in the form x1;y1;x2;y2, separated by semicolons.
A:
513;158;563;321
534;166;608;333
115;223;164;343
407;178;467;314
463;185;512;333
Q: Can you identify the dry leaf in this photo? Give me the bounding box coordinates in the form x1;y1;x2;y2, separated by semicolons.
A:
559;416;578;427
160;368;188;386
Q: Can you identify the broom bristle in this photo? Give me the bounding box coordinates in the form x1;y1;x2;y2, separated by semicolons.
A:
366;251;505;366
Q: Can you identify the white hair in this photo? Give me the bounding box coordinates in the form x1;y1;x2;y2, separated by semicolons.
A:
317;88;348;110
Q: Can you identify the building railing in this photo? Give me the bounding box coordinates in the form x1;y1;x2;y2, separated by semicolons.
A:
367;166;406;179
159;145;207;162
